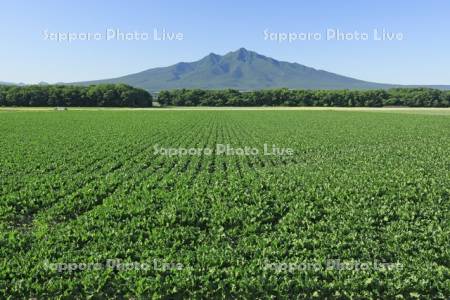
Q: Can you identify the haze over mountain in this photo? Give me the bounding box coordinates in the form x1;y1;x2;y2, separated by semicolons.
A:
0;81;26;86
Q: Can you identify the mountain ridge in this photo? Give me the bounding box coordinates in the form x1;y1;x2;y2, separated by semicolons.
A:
3;49;450;91
75;48;394;91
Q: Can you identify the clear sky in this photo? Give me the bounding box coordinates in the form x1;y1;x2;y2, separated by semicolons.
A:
1;0;449;85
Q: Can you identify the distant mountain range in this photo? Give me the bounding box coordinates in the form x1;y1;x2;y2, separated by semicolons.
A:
74;48;450;91
3;49;450;91
76;48;395;91
0;81;30;86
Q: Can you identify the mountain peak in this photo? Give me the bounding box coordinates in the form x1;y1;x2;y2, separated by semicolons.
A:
228;47;256;62
207;52;220;59
236;47;249;54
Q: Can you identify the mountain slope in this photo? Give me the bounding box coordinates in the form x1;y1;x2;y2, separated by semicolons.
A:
74;48;445;91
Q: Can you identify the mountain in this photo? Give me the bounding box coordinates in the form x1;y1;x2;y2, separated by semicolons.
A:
76;48;395;91
3;49;450;90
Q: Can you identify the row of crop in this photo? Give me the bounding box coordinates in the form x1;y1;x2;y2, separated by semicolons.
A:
6;113;209;228
1;111;449;298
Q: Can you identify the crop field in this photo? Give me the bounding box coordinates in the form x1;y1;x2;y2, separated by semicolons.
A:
0;110;449;298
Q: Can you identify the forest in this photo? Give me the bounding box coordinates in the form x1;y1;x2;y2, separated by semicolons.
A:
157;88;450;107
1;85;449;107
0;84;152;107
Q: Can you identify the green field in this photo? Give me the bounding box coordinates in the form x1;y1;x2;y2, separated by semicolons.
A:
1;110;449;298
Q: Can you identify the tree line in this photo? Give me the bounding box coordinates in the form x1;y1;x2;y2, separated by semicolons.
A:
157;88;450;107
0;84;152;107
1;85;449;107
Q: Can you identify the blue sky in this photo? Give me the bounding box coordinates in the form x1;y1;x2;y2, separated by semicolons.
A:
1;0;449;85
